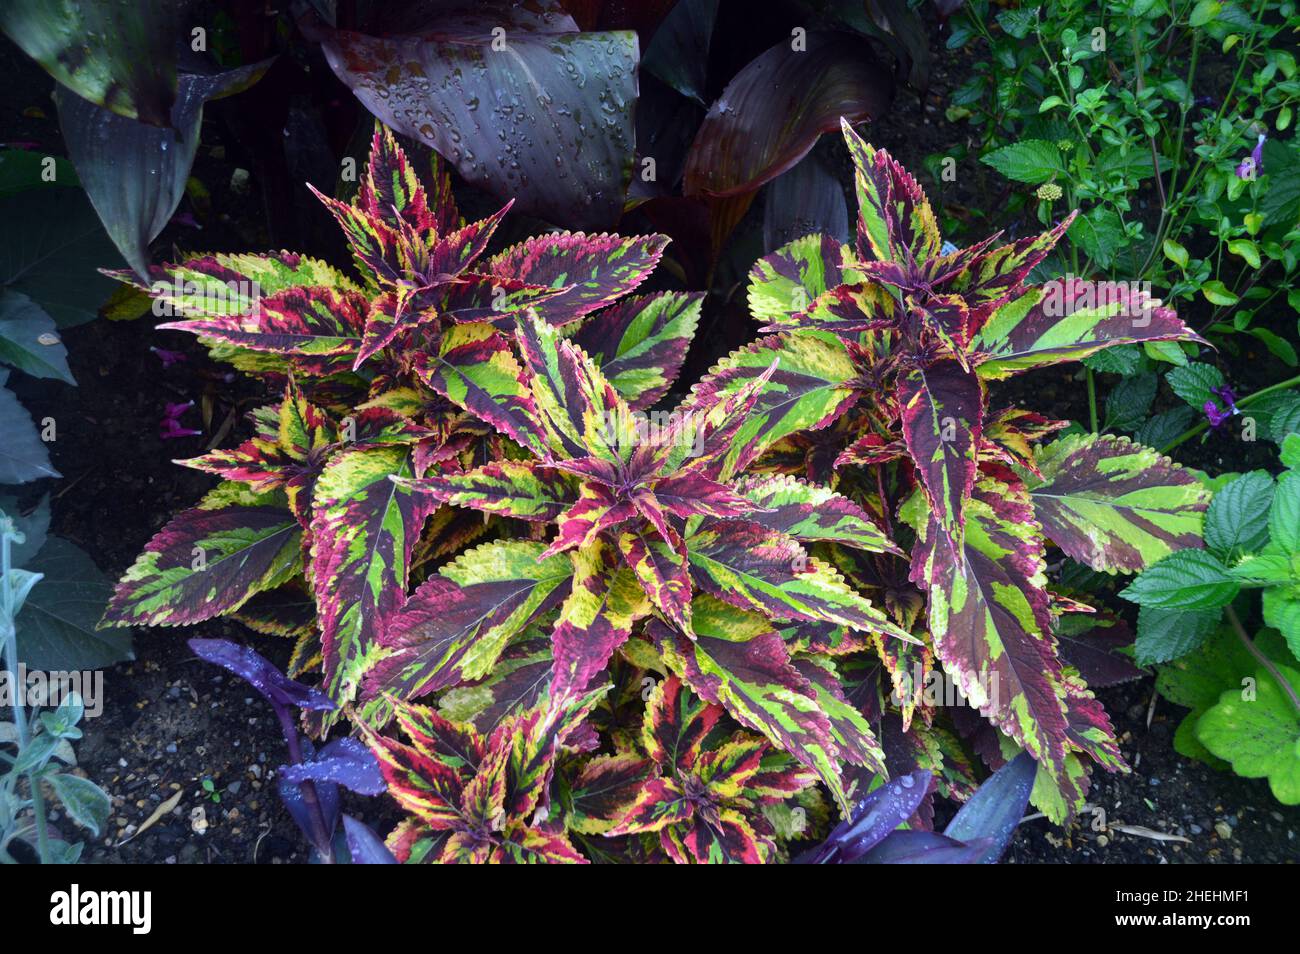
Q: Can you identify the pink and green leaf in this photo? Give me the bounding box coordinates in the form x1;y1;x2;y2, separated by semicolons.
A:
898;360;984;550
488;232;670;324
309;445;435;713
735;473;900;553
1028;433;1210;573
972;278;1203;379
571;292;702;410
101;483;300;628
361;541;573;720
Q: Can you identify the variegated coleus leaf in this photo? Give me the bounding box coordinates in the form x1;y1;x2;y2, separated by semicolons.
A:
839;118;1076;346
735;473;900;554
898;360;984;551
367;689;605;863
872;628;933;732
609;673;814;864
971;277;1203;379
550;538;652;698
791;655;887;776
157;285;367;375
563;752;652;835
515;310;630;463
1028;434;1209;574
910;468;1073;789
360;541;574;724
353;203;513;364
981;407;1069;477
176;380;337;523
111;249;358;315
415;321;550;456
746;233;864;326
571;292;702;411
101;483;301;628
678;333;859;481
685;517;915;641
840;117;941;267
1063;673;1127;773
617;524;693;633
398;460;578;522
646;600;848;813
486;231;670;325
307;182;410;287
355;121;457;247
309;445;435;716
771;282;899;339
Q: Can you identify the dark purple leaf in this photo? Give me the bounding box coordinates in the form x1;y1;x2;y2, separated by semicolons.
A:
942;751;1036;863
683;31;893;199
1055;610;1145;687
278;771;340;848
188;638;335;713
279;737;387;796
342;814;398;864
319;6;638;229
797;769;931;863
763;151;850;253
859;829;993;863
642;0;719;104
56;60;273;278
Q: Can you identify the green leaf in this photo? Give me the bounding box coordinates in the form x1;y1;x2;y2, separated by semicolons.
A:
1273;473;1300;552
1200;280;1238;306
1189;0;1222;27
1165;362;1224;410
1162;239;1190;269
0;291;75;384
0;375;59;483
18;536;132;670
1120;550;1240;610
1204;471;1274;559
980;140;1063;184
1227;238;1261;269
1134;606;1221;665
1248;328;1299;367
1103;373;1155;431
1196;662;1300;805
46;772;112;835
1263;587;1300;658
0;188;120;328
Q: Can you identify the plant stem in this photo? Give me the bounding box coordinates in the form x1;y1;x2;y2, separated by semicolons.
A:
274;705;334;863
1;530;51;864
1225;606;1300;715
1158;372;1300;455
1087;367;1099;432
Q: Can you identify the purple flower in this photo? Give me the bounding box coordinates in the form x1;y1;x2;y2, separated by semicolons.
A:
1211;384;1239;410
1236;134;1266;179
160;399;201;439
1204;385;1240;428
150;346;187;368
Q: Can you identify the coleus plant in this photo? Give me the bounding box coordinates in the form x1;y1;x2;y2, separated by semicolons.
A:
101;117;1211;862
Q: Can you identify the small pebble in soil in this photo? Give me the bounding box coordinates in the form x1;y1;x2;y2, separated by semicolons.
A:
1215;821;1233;840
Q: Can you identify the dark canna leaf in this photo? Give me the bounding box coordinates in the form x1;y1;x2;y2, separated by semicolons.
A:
1;0;178;125
684;32;893;200
320;11;638;230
